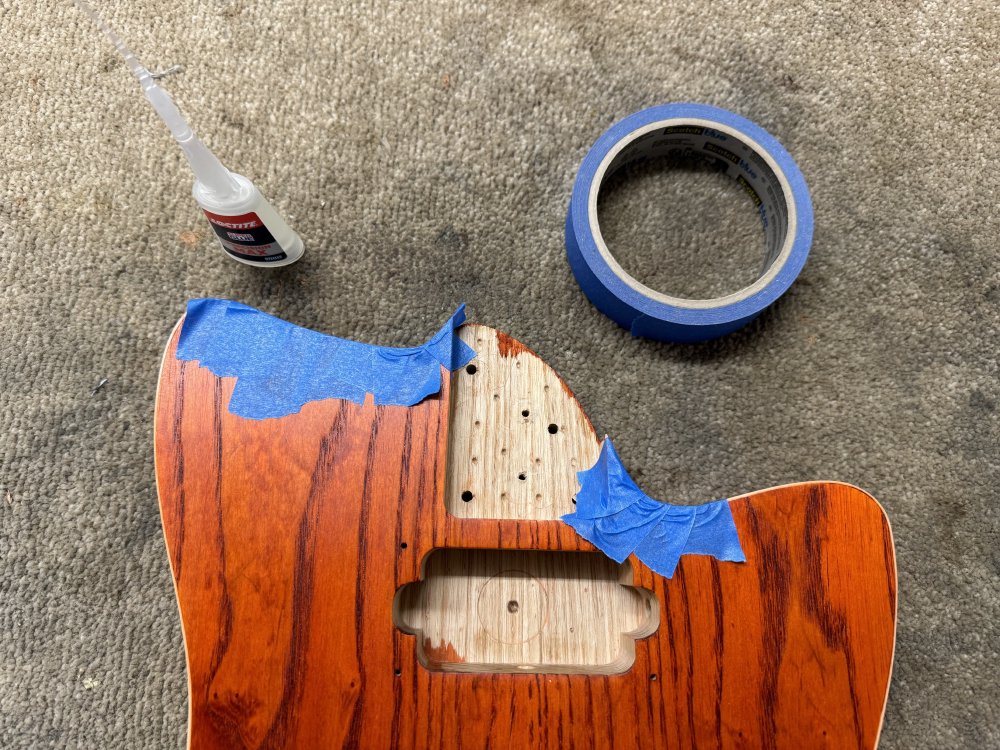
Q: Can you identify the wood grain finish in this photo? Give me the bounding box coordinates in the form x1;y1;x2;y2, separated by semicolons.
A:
155;320;897;749
394;549;659;674
446;325;600;520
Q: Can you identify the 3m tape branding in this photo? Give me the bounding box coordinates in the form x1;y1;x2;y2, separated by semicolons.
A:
566;103;813;343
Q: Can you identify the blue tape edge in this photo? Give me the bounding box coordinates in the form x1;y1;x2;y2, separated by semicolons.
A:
566;102;814;343
176;298;476;419
561;438;746;578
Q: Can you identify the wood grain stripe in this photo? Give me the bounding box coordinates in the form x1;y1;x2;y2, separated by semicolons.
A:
153;321;897;749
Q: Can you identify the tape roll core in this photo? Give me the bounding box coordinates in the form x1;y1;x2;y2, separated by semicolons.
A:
566;103;813;342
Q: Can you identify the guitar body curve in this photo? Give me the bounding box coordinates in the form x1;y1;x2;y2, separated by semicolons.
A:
154;317;896;749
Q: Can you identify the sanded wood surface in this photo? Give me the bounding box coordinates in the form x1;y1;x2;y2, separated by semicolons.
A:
446;324;600;520
394;549;659;674
155;320;897;749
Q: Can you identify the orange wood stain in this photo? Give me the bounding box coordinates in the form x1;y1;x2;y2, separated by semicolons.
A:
155;322;896;749
494;330;532;359
422;639;465;666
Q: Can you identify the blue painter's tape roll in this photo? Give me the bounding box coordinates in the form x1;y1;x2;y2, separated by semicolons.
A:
566;103;813;343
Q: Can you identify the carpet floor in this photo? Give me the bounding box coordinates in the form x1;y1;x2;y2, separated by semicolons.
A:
2;1;998;747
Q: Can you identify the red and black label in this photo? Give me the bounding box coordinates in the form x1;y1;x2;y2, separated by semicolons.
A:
203;210;288;262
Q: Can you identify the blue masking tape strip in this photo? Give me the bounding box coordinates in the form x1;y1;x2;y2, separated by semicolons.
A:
176;298;476;419
561;438;746;578
566;103;813;342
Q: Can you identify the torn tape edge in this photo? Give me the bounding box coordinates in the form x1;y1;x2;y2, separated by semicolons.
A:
175;298;476;419
561;437;747;578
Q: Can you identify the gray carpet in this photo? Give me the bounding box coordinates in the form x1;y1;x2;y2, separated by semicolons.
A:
2;1;998;747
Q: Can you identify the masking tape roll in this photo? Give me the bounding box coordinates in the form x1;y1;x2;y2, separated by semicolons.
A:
566;103;813;343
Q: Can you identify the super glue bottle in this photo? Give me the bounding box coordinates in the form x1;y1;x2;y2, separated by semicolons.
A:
77;1;304;267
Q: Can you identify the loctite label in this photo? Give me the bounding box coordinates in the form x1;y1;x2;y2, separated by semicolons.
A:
202;210;288;262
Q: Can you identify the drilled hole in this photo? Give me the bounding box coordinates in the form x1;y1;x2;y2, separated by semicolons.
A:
571;497;577;504
521;409;530;417
394;669;402;677
518;473;526;481
548;424;558;434
400;542;408;549
394;550;660;672
461;490;474;502
650;673;657;681
466;364;477;375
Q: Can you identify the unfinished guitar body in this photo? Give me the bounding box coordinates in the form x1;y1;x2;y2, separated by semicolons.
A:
154;314;897;749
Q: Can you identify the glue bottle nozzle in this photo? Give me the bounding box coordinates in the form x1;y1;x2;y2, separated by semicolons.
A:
74;0;241;201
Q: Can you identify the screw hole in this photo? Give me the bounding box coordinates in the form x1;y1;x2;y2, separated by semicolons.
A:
518;473;526;481
399;542;407;549
461;490;474;502
650;673;657;681
548;423;559;434
394;669;401;677
465;364;477;375
507;600;519;613
521;409;530;417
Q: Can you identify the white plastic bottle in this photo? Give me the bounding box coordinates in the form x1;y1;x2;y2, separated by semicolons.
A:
192;172;304;268
77;0;304;267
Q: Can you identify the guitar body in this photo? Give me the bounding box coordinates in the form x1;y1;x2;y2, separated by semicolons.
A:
155;318;896;749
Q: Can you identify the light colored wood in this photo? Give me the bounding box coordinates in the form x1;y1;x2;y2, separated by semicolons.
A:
446;324;600;520
394;549;659;674
155;317;897;748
